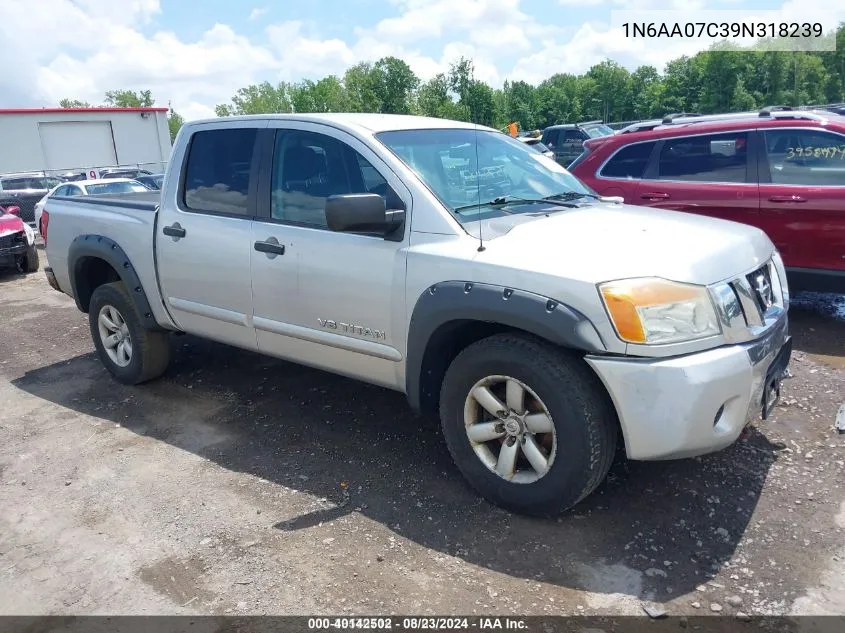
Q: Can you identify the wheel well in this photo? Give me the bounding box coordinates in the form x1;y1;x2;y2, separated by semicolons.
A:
417;320;521;415
74;256;121;312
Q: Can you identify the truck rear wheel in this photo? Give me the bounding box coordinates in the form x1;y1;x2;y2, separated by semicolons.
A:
439;333;617;516
88;281;171;385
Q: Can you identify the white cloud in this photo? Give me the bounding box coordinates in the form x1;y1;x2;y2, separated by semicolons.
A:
0;0;841;123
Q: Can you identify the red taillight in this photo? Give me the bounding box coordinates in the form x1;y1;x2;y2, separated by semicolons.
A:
41;210;49;244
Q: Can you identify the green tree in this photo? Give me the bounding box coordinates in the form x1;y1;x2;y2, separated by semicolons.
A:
215;81;293;116
662;55;703;113
157;22;845;129
372;56;419;114
167;105;184;143
466;81;498;127
535;73;578;127
730;78;757;111
104;89;154;107
629;66;661;118
416;73;458;119
344;62;381;112
586;59;632;121
59;98;91;108
503;80;536;130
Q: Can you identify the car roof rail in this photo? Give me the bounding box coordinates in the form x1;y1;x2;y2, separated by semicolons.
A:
661;112;703;124
759;105;794;116
576;119;604;126
764;109;828;122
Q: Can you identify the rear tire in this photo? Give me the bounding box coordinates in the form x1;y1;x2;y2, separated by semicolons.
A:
24;244;39;273
439;333;617;516
88;281;171;385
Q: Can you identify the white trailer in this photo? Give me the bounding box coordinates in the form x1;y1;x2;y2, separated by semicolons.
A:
0;107;172;175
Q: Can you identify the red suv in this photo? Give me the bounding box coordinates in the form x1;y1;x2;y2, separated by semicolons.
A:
569;107;845;293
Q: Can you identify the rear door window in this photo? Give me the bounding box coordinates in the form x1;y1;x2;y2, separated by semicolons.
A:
182;127;258;215
599;141;658;179
763;128;845;186
654;132;750;183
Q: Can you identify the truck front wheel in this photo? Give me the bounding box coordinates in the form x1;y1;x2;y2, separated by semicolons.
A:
23;244;39;273
439;333;617;516
88;281;171;385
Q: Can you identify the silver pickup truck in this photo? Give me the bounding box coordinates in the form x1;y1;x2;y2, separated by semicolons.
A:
41;113;792;516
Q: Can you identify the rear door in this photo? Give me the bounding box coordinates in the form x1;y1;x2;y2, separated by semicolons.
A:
587;139;659;199
757;126;845;278
632;129;760;227
155;121;265;351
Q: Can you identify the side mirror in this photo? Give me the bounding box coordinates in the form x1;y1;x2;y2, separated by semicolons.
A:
599;196;624;204
5;205;20;216
325;193;405;239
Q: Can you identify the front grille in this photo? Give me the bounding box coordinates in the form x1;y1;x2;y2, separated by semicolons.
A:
711;257;786;344
745;264;776;314
0;232;24;250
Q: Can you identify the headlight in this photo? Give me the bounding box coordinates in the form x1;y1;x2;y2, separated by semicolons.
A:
771;250;789;309
599;277;721;345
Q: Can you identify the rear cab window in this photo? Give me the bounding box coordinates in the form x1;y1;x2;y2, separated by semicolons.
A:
182;127;259;215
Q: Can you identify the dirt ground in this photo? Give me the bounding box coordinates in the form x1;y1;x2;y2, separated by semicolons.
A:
1;247;843;618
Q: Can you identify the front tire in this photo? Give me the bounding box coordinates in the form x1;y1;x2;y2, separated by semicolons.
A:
439;333;617;516
88;281;171;385
24;244;39;273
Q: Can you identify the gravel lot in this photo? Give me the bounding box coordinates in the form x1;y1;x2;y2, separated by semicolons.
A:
1;248;843;618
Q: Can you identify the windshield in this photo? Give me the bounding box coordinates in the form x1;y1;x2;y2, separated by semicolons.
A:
376;129;594;222
84;181;151;195
584;125;615;138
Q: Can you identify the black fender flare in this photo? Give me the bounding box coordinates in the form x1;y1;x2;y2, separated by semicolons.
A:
68;234;165;332
405;281;608;412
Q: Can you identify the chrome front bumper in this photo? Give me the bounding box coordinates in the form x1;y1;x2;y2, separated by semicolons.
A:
585;315;791;461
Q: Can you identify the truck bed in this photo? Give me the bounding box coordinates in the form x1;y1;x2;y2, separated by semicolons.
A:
43;189;172;328
52;190;161;211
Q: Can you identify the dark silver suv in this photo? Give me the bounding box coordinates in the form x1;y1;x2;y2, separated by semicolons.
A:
540;121;615;167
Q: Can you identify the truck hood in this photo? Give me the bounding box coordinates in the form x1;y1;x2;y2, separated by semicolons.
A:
475;202;774;286
0;211;25;238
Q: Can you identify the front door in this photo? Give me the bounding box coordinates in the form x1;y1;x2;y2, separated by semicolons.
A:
632;129;760;227
249;122;412;389
155;122;264;351
757;126;845;278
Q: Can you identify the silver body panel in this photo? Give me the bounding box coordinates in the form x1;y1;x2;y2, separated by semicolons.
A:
44;113;790;460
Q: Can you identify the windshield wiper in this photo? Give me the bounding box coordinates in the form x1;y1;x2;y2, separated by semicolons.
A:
454;195;577;213
543;191;602;202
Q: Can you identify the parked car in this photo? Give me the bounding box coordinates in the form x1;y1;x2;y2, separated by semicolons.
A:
41;113;791;516
569;106;845;293
0;172;63;192
516;136;555;159
99;168;154;180
0;203;39;273
34;178;153;237
134;173;165;190
540;121;616;167
0;172;63;227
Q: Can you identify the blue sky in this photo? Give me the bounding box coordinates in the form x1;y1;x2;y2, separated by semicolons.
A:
0;0;841;121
